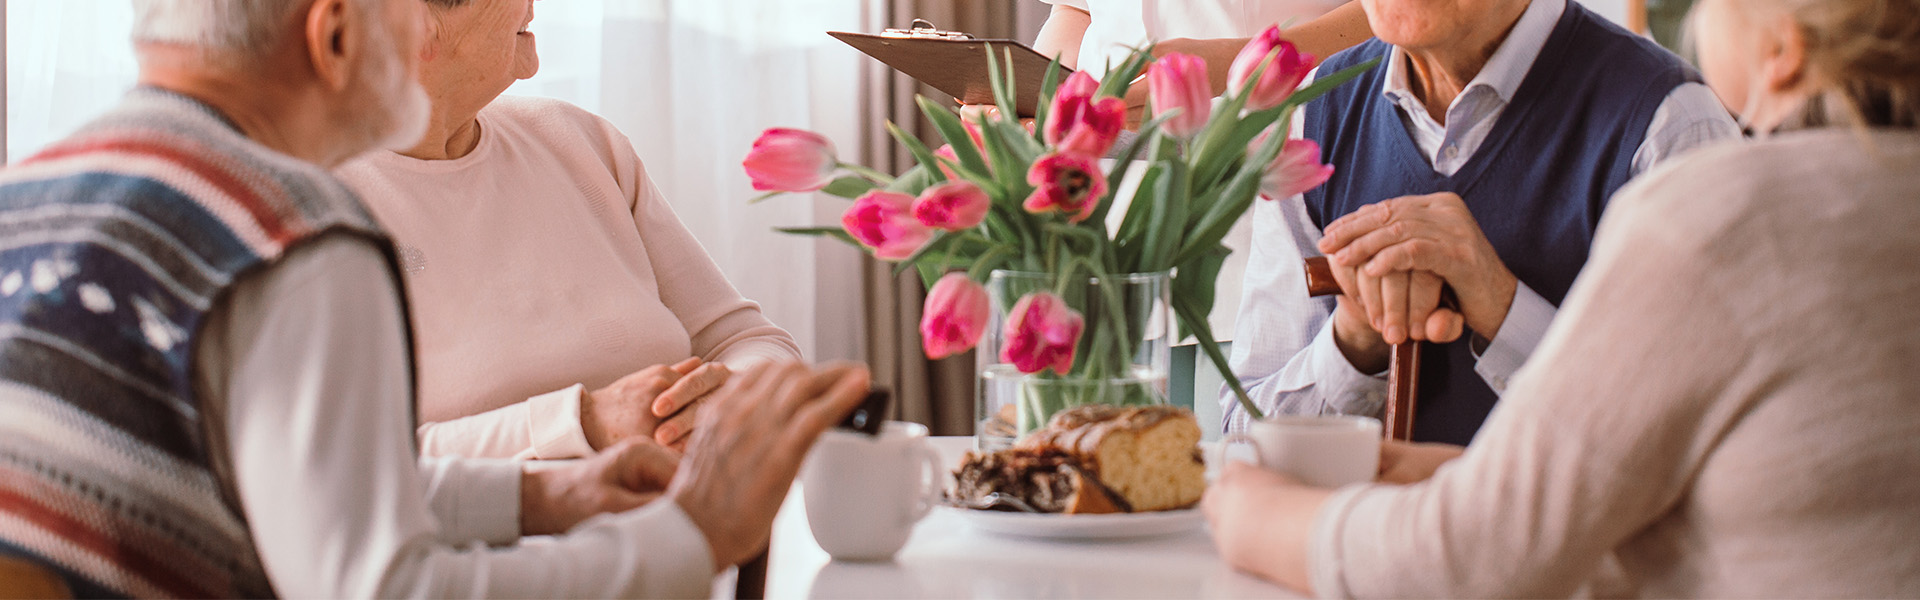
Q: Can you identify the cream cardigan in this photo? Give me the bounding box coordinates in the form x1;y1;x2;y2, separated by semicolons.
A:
1310;129;1920;597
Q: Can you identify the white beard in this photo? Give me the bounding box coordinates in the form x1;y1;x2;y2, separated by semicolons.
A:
357;22;433;153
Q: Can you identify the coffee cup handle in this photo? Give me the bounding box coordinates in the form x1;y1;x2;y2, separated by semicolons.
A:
1208;433;1257;475
909;444;943;523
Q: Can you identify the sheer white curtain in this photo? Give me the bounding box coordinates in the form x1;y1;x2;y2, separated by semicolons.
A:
503;0;871;362
3;0;872;361
5;0;138;162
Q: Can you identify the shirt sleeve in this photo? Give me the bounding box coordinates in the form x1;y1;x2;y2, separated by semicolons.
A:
415;385;597;460
1223;93;1389;433
1467;281;1556;394
1306;185;1751;598
1630;82;1741;176
615;137;803;370
198;233;714;599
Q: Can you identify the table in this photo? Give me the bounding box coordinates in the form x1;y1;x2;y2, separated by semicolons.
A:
754;437;1298;599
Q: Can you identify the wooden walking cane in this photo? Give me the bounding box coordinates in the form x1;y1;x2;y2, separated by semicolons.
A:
1303;257;1456;441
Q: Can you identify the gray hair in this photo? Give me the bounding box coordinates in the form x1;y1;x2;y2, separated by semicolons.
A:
130;0;368;55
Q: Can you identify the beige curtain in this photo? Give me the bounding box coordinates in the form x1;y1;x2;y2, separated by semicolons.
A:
857;0;1040;435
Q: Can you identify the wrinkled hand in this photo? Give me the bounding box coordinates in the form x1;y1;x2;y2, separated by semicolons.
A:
1377;440;1465;484
581;358;730;451
1203;462;1330;592
669;362;871;571
1321;193;1516;344
520;438;680;536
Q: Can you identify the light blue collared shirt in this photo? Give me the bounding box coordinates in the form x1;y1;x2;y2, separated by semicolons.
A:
1222;0;1741;431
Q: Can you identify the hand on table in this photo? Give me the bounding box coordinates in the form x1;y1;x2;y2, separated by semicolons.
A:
519;438;680;536
1203;461;1333;593
581;358;732;452
668;361;871;571
1377;440;1465;484
1321;192;1515;346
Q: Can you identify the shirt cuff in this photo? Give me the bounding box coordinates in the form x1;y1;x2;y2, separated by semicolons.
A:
1299;323;1390;416
423;457;524;546
526;384;596;460
1308;483;1375;599
1471;282;1557;394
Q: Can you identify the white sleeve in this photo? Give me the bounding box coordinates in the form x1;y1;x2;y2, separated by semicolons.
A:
415;385;597;460
1039;0;1090;9
199;234;713;599
1222;94;1388;432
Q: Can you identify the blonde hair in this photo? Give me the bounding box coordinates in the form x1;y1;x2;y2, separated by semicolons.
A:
1767;0;1920;129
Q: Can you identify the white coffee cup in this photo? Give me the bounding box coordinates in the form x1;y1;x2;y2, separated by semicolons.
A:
1214;415;1382;487
800;421;944;562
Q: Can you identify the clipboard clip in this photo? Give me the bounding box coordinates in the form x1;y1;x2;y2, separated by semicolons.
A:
881;19;975;40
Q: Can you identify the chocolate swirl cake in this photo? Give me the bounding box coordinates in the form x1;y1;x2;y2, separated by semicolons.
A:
953;405;1205;514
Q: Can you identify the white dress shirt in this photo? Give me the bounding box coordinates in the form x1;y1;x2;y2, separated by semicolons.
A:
1223;0;1740;431
194;233;714;598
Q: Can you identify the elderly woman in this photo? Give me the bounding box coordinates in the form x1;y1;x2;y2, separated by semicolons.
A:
1205;0;1920;595
337;0;800;459
1226;0;1740;443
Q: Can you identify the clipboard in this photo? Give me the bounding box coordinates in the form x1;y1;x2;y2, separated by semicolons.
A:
830;21;1072;118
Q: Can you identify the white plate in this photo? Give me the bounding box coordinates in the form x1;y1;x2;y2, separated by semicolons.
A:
946;506;1203;540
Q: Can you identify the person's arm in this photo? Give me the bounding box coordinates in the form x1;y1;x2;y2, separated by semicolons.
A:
1212;180;1753;596
1223;98;1388;432
1153;2;1373;95
201;235;714;598
622;158;800;371
413;386;595;460
1033;2;1091;70
1464;81;1740;393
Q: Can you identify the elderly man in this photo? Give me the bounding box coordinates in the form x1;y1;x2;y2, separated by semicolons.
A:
0;0;865;597
1226;0;1739;443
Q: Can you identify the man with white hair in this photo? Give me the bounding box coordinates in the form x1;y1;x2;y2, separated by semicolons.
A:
0;0;868;597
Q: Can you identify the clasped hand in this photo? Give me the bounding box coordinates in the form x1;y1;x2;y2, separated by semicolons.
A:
1317;192;1519;369
582;357;732;451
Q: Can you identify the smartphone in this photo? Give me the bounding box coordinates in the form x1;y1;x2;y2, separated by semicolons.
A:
837;389;892;436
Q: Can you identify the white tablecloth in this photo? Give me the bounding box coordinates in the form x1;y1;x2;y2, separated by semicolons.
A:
755;436;1298;599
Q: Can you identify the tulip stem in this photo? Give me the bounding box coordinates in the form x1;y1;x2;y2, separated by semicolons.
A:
838;162;895;185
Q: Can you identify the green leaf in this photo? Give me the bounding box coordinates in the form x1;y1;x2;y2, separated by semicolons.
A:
885;120;948;185
892;230;970;277
818;175;878;199
1168;126;1283;267
1170;246;1230;341
986;45;1019;122
1033;55;1066;143
1171;295;1261;421
1095;43;1155;100
1140;153;1190;272
917;96;994;181
884;164;937;195
749;190;785;204
1087;113;1172;228
774;226;861;248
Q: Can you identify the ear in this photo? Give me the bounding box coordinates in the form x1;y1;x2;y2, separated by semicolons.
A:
305;0;356;92
1760;14;1811;94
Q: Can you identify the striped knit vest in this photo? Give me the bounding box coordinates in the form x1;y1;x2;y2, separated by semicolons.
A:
0;88;409;598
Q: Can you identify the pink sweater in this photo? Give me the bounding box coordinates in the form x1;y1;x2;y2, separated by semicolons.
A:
335;96;801;460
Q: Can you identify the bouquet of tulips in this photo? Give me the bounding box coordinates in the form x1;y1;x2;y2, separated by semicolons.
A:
744;27;1378;423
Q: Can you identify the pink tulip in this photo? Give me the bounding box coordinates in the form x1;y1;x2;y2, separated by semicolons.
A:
1024;152;1108;223
743;128;839;192
1227;26;1316;112
920;273;991;359
1256;136;1336;199
933;145;962;181
842;190;934;260
913;180;991;231
1148;53;1213;139
1001;292;1085;375
1043;71;1128;157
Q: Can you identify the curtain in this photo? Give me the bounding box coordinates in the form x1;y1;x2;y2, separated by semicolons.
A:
4;0;139;162
506;0;869;365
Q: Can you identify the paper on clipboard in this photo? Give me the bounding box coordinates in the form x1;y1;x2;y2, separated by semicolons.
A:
829;22;1071;118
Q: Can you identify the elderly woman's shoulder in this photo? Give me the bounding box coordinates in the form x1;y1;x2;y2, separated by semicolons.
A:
481;96;627;147
1616;130;1920;222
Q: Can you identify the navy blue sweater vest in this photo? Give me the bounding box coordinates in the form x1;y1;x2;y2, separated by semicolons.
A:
1301;5;1700;444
